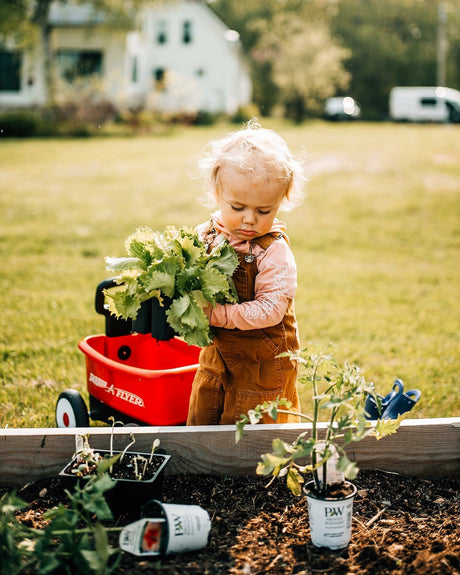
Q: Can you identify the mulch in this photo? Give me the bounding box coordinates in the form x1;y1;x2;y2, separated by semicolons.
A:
10;469;460;574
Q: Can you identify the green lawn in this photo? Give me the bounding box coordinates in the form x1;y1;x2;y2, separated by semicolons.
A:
1;120;459;427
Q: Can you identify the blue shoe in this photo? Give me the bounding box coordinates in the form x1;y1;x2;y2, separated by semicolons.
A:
364;379;404;420
381;388;421;419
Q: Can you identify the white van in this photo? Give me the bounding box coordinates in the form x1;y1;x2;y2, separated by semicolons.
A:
324;97;361;121
389;86;460;123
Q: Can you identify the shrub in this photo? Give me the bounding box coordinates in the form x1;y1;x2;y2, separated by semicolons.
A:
192;110;218;125
230;104;259;125
0;111;43;137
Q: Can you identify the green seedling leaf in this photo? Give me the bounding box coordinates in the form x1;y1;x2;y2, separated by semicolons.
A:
97;454;121;475
0;491;27;514
247;408;263;425
235;415;249;443
291;437;316;460
373;415;404;439
44;503;78;527
80;522;120;574
256;452;289;476
287;467;304;496
271;437;292;456
337;454;359;480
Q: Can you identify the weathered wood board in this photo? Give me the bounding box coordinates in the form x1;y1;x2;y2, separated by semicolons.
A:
0;418;458;487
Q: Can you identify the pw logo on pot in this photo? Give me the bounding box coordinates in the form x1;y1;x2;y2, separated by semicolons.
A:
173;514;184;537
324;506;345;517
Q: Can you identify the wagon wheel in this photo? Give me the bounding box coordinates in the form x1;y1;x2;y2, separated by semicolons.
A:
56;389;90;428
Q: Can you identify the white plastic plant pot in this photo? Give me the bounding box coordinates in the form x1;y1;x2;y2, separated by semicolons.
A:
119;500;211;556
304;481;357;550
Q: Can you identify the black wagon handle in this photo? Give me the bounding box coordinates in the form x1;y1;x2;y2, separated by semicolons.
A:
95;278;132;337
95;277;119;316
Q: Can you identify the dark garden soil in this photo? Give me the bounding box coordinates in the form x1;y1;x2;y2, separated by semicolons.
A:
10;470;460;574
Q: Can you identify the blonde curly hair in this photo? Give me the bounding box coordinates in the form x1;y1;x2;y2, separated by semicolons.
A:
196;120;306;211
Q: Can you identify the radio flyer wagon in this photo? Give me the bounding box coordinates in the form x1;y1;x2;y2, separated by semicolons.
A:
55;279;200;428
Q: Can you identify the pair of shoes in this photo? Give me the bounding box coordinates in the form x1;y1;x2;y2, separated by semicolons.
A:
364;379;421;420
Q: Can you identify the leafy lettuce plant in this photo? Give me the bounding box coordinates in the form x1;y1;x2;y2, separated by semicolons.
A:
104;226;239;347
0;491;36;575
0;473;121;575
236;345;401;497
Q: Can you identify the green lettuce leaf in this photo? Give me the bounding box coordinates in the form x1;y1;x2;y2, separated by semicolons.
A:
207;241;239;275
200;266;235;303
105;257;144;273
105;289;141;320
166;293;212;347
142;270;176;299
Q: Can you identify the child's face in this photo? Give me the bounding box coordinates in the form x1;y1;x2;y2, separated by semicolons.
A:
216;168;287;241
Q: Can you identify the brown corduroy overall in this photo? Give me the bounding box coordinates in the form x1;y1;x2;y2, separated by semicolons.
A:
186;232;300;426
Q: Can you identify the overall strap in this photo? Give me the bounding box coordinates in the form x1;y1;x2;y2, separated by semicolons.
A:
235;232;284;302
253;232;284;251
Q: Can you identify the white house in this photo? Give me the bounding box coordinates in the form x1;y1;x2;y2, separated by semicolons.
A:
0;0;252;115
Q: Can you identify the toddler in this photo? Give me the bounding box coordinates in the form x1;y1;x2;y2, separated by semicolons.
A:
187;121;306;425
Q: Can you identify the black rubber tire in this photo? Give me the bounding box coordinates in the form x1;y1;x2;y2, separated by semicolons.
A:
56;389;90;428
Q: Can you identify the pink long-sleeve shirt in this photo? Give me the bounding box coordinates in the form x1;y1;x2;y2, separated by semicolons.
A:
197;212;298;331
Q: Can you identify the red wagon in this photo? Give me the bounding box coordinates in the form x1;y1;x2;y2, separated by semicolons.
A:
55;279;200;427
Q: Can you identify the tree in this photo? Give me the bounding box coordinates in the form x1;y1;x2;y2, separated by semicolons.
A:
0;0;36;49
209;0;349;119
332;0;460;119
252;12;350;121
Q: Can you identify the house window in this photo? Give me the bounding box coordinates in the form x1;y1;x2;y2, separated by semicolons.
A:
182;20;193;44
131;56;138;83
0;51;22;92
156;21;168;44
154;68;167;90
56;50;103;82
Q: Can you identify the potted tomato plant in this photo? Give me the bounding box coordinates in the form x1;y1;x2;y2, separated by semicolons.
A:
236;345;401;549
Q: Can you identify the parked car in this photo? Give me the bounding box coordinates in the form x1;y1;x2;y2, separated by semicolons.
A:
324;97;361;121
389;86;460;123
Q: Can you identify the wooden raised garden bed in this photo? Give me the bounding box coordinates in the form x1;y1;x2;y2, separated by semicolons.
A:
1;418;458;486
1;418;459;575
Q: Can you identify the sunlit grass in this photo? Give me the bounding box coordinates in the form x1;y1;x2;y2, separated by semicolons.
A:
0;121;459;427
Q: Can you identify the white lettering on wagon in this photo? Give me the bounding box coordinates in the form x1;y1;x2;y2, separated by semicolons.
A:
89;372;108;388
115;389;144;407
88;372;144;407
